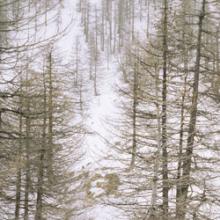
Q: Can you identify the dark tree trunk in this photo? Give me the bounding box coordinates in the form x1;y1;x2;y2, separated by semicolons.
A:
161;0;169;218
177;1;206;219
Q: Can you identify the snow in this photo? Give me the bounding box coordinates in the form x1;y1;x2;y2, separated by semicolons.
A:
44;0;220;219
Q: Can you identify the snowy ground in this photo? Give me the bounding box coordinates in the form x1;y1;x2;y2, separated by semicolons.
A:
57;0;157;219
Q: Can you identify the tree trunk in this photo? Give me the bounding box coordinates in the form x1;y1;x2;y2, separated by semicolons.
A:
47;51;54;182
94;7;98;96
35;68;47;220
15;113;22;220
161;0;169;218
176;1;189;216
24;100;31;220
150;65;161;218
130;58;138;168
177;1;206;219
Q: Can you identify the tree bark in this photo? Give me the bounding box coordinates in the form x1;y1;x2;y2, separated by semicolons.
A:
24;100;31;220
47;51;54;182
161;0;169;218
177;1;206;219
15;113;22;220
176;1;189;217
130;58;138;168
35;68;47;220
150;65;161;219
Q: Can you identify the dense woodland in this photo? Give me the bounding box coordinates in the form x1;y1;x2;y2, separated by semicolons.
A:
0;0;220;219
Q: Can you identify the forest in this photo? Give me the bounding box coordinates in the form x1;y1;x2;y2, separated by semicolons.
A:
0;0;220;219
